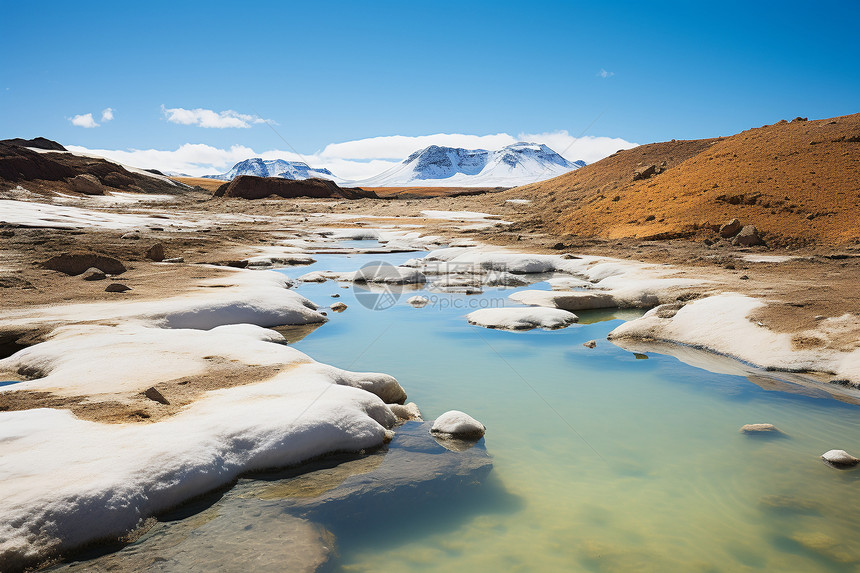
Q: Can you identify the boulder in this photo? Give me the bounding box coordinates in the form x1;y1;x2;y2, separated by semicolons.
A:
144;386;169;405
145;243;165;262
69;174;104;195
407;295;429;307
42;253;126;276
733;225;765;246
105;283;131;293
633;164;657;180
821;449;860;468
431;410;486;440
330;302;348;312
82;267;106;281
583;340;597;349
388;402;423;422
740;423;782;434
719;218;742;238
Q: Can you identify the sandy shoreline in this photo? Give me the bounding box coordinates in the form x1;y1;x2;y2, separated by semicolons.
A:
1;187;858;568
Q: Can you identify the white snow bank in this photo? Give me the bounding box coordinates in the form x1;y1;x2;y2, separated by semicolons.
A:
354;264;426;285
608;294;860;385
505;199;531;204
420;210;503;221
0;268;326;332
0;199;194;230
0;369;396;568
466;307;578;331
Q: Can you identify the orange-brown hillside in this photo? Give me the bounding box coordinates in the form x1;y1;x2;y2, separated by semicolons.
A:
512;113;860;247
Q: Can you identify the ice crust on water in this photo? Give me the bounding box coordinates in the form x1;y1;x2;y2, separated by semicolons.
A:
466;307;578;331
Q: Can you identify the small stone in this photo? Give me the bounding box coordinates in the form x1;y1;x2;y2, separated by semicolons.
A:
561;253;581;260
733;225;765;246
121;231;141;240
143;386;169;405
719;218;742;238
82;267;106;281
431;410;485;440
105;283;131;293
633;164;657;180
583;340;597;348
407;295;430;308
145;243;165;262
330;302;347;312
740;423;782;434
330;293;340;298
821;449;860;468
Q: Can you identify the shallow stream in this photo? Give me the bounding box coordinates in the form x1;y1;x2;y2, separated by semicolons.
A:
54;248;860;572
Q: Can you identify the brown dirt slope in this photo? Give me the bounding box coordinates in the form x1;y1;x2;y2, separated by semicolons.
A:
365;186;506;199
511;113;860;247
0;144;189;196
171;176;226;193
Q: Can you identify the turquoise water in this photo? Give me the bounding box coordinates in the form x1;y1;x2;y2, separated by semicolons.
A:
46;250;860;572
282;252;860;572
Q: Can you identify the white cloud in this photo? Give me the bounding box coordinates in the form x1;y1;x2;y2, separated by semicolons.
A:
318;133;518;160
69;113;99;128
517;131;637;164
161;105;271;129
66;131;637;179
101;108;114;122
598;69;614;79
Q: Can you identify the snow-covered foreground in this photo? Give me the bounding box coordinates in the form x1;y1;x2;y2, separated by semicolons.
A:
0;198;194;230
0;360;400;568
0;264;408;569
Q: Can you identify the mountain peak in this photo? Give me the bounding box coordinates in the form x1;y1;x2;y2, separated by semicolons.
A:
357;142;583;187
204;158;338;182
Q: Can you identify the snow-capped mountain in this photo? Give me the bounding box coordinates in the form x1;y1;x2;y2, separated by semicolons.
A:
351;143;585;187
204;158;344;183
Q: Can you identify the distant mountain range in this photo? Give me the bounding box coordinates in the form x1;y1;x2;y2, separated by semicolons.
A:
204;158;343;183
351;143;585;187
205;143;585;187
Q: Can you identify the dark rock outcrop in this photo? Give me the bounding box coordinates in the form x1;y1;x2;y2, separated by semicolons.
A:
733;225;765;246
0;137;66;151
719;218;742;238
213;176;377;200
42;253;127;276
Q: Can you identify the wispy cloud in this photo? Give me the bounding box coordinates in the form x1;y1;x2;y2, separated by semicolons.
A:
598;68;614;79
161;105;271;129
66;131;638;179
101;107;114;122
69;113;99;128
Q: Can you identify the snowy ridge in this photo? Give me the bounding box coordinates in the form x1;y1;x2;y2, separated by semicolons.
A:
204;158;344;183
350;142;585;187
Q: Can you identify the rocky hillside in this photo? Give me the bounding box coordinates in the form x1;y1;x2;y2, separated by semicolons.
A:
510;113;860;247
212;176;377;200
0;141;188;196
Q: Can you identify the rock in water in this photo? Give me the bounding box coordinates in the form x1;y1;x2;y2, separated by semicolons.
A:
583;340;597;348
821;449;860;468
145;243;165;262
388;402;423;422
431;410;486;440
719;218;742;238
330;302;347;312
407;295;430;307
740;423;782;434
105;283;131;293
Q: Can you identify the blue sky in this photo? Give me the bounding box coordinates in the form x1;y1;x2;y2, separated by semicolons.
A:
2;0;858;177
